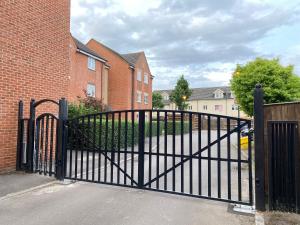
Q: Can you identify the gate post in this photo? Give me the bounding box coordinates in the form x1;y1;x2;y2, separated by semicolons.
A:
26;99;36;172
56;98;68;180
138;110;145;188
16;100;24;171
254;84;266;211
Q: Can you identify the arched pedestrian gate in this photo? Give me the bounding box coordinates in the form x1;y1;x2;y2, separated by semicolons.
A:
17;99;253;206
16;98;68;178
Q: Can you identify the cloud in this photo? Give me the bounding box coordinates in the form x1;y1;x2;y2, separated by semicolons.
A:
71;0;300;90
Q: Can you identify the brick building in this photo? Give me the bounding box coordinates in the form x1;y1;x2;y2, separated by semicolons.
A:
0;1;153;173
69;35;109;105
0;0;70;173
87;39;153;111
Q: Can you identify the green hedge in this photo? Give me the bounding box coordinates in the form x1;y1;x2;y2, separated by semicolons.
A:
166;121;189;135
69;120;138;150
68;119;190;151
145;121;164;137
68;120;164;150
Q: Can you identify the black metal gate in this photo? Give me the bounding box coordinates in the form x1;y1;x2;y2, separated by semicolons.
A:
268;121;300;213
65;109;253;205
16;98;68;179
17;99;253;205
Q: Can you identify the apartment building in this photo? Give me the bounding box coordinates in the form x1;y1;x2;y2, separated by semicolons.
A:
155;87;248;118
69;35;109;105
87;39;153;111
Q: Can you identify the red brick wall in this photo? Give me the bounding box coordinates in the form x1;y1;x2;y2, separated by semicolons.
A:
0;0;70;173
87;40;153;111
87;39;133;111
133;53;153;110
69;37;104;102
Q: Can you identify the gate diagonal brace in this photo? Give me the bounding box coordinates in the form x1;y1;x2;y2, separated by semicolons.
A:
69;122;139;186
144;121;248;187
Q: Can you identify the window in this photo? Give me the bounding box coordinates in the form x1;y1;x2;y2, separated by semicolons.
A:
144;73;148;84
188;105;192;110
203;105;208;110
232;104;239;110
215;105;223;112
136;91;142;103
214;90;224;99
144;93;149;104
137;69;142;81
87;84;96;97
164;95;169;100
88;57;96;71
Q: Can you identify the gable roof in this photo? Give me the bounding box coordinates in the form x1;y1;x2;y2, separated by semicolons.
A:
189;86;231;100
154;86;232;103
88;39;135;67
121;52;143;66
72;36;107;62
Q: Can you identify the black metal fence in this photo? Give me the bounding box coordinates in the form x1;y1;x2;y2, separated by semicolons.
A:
268;121;300;213
65;109;253;205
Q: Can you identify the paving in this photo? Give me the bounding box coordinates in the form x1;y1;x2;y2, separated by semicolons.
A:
0;172;55;198
0;181;254;225
0;131;255;225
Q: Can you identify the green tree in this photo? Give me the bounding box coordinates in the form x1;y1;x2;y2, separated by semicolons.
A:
230;58;300;116
152;92;164;109
170;75;192;110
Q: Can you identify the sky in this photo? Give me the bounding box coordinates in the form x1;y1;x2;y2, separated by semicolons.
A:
71;0;300;90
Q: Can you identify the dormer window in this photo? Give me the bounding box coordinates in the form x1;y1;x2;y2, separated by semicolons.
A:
163;95;169;100
214;89;224;99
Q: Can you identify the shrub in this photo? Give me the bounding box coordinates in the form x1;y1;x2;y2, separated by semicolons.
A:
166;121;189;135
145;121;164;137
68;118;189;152
68;90;109;119
68;103;98;119
69;119;139;150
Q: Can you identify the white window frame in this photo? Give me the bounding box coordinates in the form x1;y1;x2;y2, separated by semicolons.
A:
144;93;149;104
87;83;96;97
203;105;208;110
88;57;96;71
144;73;148;84
232;104;239;110
137;69;142;82
136;91;142;103
214;90;224;99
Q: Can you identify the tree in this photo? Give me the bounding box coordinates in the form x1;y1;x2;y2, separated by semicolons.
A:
152;92;164;109
170;75;192;110
230;58;300;116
